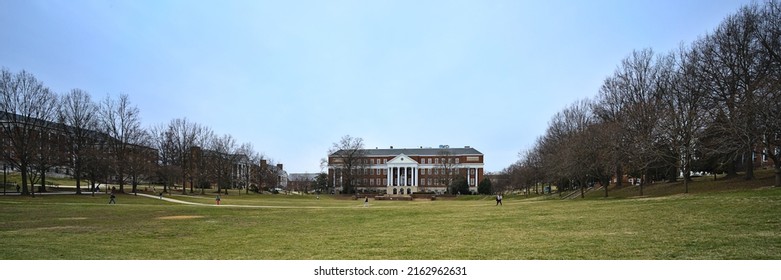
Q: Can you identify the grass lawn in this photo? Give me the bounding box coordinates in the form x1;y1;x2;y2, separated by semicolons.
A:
1;180;780;260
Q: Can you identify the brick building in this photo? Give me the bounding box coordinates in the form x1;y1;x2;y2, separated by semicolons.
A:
327;145;484;195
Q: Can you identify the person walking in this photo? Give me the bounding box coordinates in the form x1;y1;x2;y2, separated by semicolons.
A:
109;191;116;204
496;194;502;206
216;195;221;205
363;196;369;207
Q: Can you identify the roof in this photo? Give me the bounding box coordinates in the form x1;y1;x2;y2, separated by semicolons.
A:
331;147;483;157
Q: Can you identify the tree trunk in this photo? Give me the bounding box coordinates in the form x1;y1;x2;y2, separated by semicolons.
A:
727;159;738;178
20;163;30;195
118;169;125;193
639;174;645;197
745;150;755;180
775;165;781;188
131;174;138;194
39;170;46;193
75;170;82;195
615;164;623;189
182;173;187;195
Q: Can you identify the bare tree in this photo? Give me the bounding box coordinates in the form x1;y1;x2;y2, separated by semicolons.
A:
700;5;772;180
755;0;781;187
125;134;155;194
209;133;238;194
237;142;257;194
58;89;99;195
164;118;210;194
593;49;664;196
654;44;711;193
435;147;460;194
149;123;179;193
0;69;58;195
327;135;366;194
29;110;66;193
99;94;146;193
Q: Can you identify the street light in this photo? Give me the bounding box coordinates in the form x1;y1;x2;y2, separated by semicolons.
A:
3;164;6;196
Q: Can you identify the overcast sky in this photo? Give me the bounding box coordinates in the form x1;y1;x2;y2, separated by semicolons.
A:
0;0;752;173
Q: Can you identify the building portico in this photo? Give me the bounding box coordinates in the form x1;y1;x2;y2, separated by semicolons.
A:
386;154;419;195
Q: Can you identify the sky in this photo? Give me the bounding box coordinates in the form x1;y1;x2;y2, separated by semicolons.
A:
0;0;754;173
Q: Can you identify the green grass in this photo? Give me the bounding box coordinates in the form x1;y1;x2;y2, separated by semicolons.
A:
1;186;780;260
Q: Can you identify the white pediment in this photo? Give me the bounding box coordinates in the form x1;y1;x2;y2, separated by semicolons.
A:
387;153;418;165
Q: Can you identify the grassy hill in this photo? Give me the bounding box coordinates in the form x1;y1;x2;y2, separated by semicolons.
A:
1;179;779;259
561;168;779;199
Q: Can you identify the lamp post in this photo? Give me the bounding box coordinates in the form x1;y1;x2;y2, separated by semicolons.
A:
3;164;6;196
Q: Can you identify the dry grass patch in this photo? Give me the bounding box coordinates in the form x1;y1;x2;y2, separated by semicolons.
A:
156;215;204;220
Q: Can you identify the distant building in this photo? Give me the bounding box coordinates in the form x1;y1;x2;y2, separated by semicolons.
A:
270;163;288;189
327;146;484;195
288;172;320;193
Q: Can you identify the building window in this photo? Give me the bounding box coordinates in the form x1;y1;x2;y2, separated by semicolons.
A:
455;158;459;164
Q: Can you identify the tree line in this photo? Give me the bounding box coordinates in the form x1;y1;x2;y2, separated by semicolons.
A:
1;68;279;196
499;1;781;196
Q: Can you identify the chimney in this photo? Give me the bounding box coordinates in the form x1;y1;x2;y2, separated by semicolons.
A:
277;163;283;170
390;146;393;149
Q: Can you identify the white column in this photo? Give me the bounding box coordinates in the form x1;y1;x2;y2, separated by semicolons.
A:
415;167;418;186
475;168;479;187
387;167;391;186
402;167;406;186
467;168;471;186
406;167;410;186
408;167;411;187
392;167;396;186
403;167;407;186
409;167;413;186
394;167;398;186
413;167;417;186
